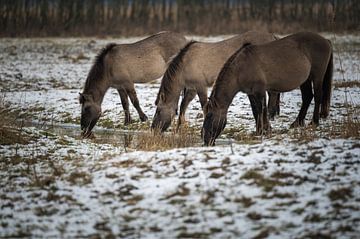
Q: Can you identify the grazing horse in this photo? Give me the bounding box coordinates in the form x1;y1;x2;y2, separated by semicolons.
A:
202;32;333;146
79;31;187;138
151;31;279;132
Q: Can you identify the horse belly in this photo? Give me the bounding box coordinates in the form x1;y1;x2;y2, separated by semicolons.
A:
266;55;311;92
184;61;220;89
133;57;166;83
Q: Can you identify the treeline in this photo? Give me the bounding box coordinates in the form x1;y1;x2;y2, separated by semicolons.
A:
0;0;359;37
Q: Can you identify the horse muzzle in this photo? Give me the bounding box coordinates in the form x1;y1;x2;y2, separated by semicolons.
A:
151;119;170;132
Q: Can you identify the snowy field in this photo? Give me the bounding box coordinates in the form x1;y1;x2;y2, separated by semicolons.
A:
0;34;359;238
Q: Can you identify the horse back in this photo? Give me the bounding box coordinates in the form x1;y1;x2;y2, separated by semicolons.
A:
181;42;236;87
254;40;312;92
182;31;276;87
292;32;332;71
106;32;187;83
133;31;187;60
255;32;331;92
107;45;167;83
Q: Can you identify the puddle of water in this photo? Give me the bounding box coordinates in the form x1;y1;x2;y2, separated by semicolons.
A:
22;120;142;147
22;120;208;149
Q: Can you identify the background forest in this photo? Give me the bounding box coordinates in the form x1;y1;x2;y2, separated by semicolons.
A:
1;0;359;37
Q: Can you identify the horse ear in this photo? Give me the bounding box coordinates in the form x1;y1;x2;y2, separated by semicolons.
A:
159;92;165;102
79;93;85;104
155;92;165;106
79;93;93;104
206;112;213;119
207;98;214;108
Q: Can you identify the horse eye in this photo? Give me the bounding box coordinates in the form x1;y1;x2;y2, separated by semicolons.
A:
82;106;90;113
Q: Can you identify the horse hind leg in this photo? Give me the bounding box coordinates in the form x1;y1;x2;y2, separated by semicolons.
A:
320;52;333;119
117;88;132;125
268;91;280;120
127;86;148;122
310;76;324;126
177;88;197;130
290;79;313;128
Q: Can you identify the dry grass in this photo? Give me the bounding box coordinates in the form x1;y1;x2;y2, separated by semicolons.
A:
223;127;262;144
0;101;30;145
333;80;360;89
328;102;359;139
135;125;200;151
288;99;360;141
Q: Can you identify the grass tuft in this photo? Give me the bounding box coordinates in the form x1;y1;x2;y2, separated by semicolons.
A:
0;101;30;145
328;187;353;201
136;125;200;151
334;80;360;89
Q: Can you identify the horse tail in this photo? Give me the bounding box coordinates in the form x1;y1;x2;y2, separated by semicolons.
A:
320;50;333;118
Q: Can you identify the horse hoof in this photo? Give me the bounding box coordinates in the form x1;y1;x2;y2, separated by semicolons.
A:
140;114;148;122
290;120;304;128
124;119;133;125
308;121;319;127
320;111;329;119
264;123;272;131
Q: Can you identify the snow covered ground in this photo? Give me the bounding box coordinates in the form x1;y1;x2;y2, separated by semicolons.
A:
0;34;359;238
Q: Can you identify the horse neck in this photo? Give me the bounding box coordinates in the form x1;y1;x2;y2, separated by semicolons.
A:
210;73;239;111
83;76;110;104
160;68;185;109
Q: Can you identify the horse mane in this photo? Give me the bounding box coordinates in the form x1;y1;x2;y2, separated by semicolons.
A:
84;43;117;93
156;41;197;104
210;42;253;101
134;31;173;45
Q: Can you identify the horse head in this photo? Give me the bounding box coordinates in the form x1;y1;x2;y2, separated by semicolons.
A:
202;100;227;146
151;92;176;132
79;93;101;138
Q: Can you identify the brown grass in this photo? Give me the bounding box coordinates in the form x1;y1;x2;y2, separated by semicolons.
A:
328;187;353;201
223;127;262;144
0;102;30;145
135;125;200;151
334;80;360;89
329;113;360;138
289;105;359;141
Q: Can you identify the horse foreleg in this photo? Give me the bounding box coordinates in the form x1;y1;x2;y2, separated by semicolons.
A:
256;98;264;135
198;88;208;110
249;94;265;135
290;80;313;128
248;95;259;126
262;97;271;132
252;91;268;135
268;91;280;120
198;87;208;117
177;88;197;129
118;88;132;125
127;86;148;122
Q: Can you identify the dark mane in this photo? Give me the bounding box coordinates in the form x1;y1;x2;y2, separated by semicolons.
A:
210;42;253;100
156;41;197;104
84;43;117;93
135;31;170;44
